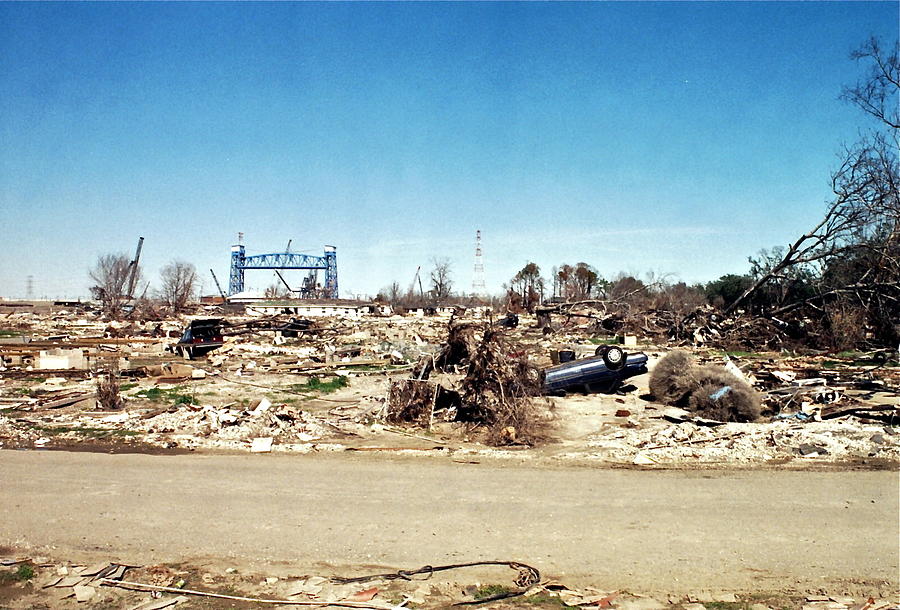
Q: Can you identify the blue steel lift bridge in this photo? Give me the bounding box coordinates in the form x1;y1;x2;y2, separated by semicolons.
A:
228;244;338;299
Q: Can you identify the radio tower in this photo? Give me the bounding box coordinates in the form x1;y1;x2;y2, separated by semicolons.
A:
26;275;34;300
472;230;486;296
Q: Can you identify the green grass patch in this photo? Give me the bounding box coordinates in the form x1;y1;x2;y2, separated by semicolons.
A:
522;594;579;608
135;386;198;406
0;564;35;584
0;330;22;337
119;382;139;392
135;387;166;400
289;376;348;395
474;584;512;600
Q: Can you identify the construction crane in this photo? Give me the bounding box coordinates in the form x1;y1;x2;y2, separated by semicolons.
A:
126;237;144;299
274;270;293;295
209;269;227;301
410;266;424;299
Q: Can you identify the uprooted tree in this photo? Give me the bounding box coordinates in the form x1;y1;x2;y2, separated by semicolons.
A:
389;321;549;446
89;253;140;318
726;36;899;347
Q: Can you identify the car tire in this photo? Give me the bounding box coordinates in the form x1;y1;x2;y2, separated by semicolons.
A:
599;345;626;370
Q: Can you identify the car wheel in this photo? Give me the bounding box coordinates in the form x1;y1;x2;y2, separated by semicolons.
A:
600;346;626;370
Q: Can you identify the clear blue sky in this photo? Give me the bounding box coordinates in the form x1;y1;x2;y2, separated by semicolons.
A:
1;1;897;299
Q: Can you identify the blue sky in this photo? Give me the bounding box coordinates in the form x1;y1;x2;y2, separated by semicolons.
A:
1;2;897;299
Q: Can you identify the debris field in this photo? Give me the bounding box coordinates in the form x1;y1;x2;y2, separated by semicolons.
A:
0;303;896;467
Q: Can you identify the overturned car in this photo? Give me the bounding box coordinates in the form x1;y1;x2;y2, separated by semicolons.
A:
173;319;224;360
542;345;648;394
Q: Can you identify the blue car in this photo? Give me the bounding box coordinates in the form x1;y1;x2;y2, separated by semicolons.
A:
543;346;649;394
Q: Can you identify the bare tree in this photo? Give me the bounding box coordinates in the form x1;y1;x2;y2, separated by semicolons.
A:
842;36;900;131
727;37;899;319
387;281;402;304
89;253;137;318
429;258;453;302
264;282;291;299
159;261;197;312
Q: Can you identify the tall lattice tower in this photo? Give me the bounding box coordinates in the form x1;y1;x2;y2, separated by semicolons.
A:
25;275;34;300
472;230;486;296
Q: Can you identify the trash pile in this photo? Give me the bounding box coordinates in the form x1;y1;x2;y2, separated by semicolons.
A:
669;307;801;350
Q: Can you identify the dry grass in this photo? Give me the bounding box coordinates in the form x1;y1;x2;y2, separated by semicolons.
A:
96;372;123;410
824;302;867;351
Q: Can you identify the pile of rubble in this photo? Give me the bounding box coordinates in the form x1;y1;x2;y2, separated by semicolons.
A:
136;399;333;451
575;418;899;465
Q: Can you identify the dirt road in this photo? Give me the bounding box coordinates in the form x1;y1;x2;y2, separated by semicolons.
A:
1;450;896;595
